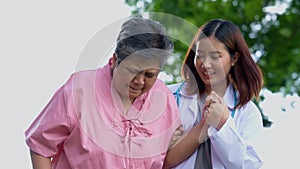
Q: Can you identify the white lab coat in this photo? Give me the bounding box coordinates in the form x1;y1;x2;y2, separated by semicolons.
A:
168;83;263;169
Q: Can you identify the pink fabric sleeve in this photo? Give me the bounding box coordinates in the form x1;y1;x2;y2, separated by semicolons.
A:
25;80;73;158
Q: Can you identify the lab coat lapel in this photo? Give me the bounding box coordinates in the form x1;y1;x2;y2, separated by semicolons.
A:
223;84;237;112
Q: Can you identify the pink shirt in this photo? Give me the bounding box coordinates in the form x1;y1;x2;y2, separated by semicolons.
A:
25;63;180;169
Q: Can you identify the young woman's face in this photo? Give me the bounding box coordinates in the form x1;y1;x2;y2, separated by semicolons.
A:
112;55;161;102
194;37;237;89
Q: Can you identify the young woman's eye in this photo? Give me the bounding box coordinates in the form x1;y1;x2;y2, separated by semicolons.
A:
211;54;220;60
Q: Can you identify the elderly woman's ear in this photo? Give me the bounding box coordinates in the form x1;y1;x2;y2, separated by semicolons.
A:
110;53;117;69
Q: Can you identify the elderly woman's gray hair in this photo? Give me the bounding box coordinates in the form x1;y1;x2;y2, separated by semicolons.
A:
114;16;174;67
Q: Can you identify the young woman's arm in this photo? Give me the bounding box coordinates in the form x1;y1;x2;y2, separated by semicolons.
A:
163;122;209;169
30;150;52;169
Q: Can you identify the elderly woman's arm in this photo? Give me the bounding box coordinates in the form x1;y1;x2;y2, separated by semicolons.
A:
30;150;52;169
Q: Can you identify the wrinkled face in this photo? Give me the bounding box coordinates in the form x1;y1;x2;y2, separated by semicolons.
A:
195;37;237;88
112;55;161;102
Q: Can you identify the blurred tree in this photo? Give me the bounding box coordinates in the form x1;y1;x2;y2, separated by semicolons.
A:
125;0;300;127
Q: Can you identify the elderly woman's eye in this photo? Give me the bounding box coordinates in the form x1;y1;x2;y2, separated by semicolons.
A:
145;72;157;78
126;68;139;74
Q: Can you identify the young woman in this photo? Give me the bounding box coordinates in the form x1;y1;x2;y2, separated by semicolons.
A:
164;19;264;169
25;16;180;169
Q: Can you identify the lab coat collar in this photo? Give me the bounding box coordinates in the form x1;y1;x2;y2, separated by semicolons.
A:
178;83;199;117
223;83;238;110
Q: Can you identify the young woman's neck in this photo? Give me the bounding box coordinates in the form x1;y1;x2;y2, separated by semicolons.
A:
204;80;229;97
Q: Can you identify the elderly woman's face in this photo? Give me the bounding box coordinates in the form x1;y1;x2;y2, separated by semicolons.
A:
112;55;161;102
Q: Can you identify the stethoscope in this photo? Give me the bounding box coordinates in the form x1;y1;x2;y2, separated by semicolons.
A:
173;82;237;118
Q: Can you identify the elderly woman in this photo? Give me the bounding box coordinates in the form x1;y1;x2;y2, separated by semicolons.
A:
25;16;180;169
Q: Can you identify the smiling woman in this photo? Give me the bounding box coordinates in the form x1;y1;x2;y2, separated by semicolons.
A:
165;19;264;169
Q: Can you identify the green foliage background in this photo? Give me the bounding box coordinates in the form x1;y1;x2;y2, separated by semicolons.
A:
125;0;300;127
